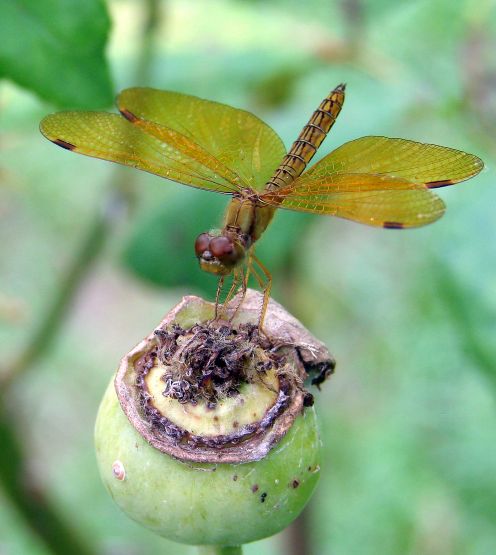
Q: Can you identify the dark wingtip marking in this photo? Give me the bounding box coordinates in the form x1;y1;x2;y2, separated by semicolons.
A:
120;108;139;123
335;83;346;92
426;179;455;189
383;221;405;229
53;138;76;151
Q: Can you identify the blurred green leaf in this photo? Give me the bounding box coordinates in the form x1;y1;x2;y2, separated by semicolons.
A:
121;188;313;296
122;190;224;297
250;64;310;109
0;0;113;108
431;259;496;391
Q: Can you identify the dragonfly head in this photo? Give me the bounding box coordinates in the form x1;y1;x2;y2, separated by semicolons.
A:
195;231;245;276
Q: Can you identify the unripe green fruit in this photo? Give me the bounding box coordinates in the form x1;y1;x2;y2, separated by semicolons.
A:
94;291;334;546
95;379;321;545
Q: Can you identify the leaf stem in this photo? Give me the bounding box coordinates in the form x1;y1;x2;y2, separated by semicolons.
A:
0;405;93;555
2;203;110;388
197;547;243;555
2;0;161;391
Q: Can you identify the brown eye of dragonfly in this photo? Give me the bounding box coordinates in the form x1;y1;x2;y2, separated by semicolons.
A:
194;233;211;257
210;236;234;259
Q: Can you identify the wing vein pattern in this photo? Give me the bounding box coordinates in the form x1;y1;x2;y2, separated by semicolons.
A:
40;88;287;195
261;136;483;228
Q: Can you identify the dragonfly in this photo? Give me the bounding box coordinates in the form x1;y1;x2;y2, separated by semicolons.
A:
40;84;483;326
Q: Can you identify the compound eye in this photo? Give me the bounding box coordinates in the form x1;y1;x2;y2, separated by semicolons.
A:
194;233;210;257
210;236;234;259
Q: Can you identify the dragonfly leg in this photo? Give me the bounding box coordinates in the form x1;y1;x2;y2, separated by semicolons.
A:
244;250;252;289
227;262;250;323
250;254;272;331
214;276;225;320
219;269;241;320
249;264;267;330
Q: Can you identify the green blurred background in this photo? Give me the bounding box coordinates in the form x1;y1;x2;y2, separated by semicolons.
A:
1;0;495;554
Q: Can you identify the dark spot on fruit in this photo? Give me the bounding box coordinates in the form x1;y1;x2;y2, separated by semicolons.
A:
291;479;300;489
303;392;314;406
251;484;259;493
233;420;239;428
260;492;267;503
233;475;238;481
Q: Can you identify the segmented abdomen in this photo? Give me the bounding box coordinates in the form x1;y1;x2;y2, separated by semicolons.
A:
264;84;346;192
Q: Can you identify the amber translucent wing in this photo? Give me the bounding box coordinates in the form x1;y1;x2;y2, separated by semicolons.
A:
117;88;286;190
262;173;445;228
260;136;483;228
40;112;239;194
299;136;484;187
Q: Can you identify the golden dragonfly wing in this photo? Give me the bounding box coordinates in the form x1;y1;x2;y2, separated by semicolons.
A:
262;173;446;228
118;88;286;190
40;112;239;194
300;136;484;187
260;135;483;228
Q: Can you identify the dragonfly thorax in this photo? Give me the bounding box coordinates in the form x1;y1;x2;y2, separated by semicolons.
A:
195;230;247;276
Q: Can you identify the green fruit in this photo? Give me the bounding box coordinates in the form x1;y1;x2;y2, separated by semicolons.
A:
95;378;321;545
94;290;334;546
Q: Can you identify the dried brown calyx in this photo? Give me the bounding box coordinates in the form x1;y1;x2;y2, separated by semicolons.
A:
115;290;334;464
153;323;279;407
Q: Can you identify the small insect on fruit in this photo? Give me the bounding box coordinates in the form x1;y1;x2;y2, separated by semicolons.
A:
40;85;483;326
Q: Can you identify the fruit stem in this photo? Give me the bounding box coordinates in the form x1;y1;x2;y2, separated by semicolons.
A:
197;547;243;555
